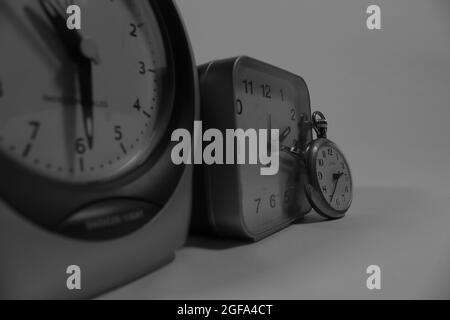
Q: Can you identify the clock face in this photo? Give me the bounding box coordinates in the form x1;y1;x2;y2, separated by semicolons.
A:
315;143;353;212
233;58;311;235
0;0;173;184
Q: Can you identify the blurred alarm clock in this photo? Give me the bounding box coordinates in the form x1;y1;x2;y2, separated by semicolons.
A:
194;56;313;241
0;0;198;299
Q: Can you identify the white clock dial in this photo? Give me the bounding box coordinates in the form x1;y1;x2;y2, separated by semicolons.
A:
0;0;172;183
234;62;310;235
315;144;352;211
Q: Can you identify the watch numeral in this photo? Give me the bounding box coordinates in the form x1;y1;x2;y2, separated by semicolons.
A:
284;190;291;203
28;121;41;140
133;99;142;111
270;194;277;208
236;99;243;115
255;198;261;214
261;84;272;99
139;61;155;75
291;109;296;121
75;138;87;155
243;80;254;95
130;23;138;37
129;23;143;37
114;125;123;141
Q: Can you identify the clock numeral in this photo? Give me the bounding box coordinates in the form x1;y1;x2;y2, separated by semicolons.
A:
270;194;277;209
139;61;155;75
22;121;41;158
318;159;324;167
242;80;254;95
236;99;243;115
345;186;350;193
255;198;261;214
261;84;272;99
322;186;328;194
328;148;334;156
130;23;138;37
318;172;323;180
28;121;41;140
280;89;285;101
133;99;142;111
290;108;296;121
75;138;87;155
114;125;123;141
254;194;278;214
129;23;144;37
284;189;291;204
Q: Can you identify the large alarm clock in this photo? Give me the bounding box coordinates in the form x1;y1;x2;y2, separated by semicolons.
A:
194;56;313;241
0;0;198;299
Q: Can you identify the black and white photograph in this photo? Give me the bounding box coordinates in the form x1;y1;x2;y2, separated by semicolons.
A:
0;0;449;305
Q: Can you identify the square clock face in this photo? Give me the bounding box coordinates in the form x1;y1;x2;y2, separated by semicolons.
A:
199;56;312;240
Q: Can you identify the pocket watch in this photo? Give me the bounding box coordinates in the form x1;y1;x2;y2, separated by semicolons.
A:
0;0;198;299
194;56;313;241
283;111;353;219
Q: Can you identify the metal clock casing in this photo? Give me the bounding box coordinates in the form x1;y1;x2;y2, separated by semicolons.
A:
194;56;313;241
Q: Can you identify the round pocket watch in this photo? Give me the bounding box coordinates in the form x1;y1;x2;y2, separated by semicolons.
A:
283;111;353;219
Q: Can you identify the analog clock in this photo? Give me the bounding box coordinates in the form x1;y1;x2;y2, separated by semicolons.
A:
195;56;312;241
0;0;198;299
0;0;171;184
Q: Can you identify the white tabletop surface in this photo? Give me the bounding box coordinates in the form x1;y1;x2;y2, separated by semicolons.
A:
103;184;450;300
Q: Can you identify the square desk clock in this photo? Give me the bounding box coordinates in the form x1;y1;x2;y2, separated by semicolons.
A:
194;56;313;241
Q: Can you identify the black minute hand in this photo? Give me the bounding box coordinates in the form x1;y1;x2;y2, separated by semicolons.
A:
77;60;94;149
330;172;344;203
40;0;95;150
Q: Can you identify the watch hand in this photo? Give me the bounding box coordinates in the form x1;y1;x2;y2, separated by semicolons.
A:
39;0;83;61
280;126;292;143
267;114;272;156
40;0;96;150
330;172;344;203
77;60;95;150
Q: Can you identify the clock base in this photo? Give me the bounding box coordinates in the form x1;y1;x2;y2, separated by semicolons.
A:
0;167;193;300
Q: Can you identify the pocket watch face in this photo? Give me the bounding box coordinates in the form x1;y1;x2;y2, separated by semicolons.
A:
0;0;173;184
233;58;311;235
314;142;353;212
